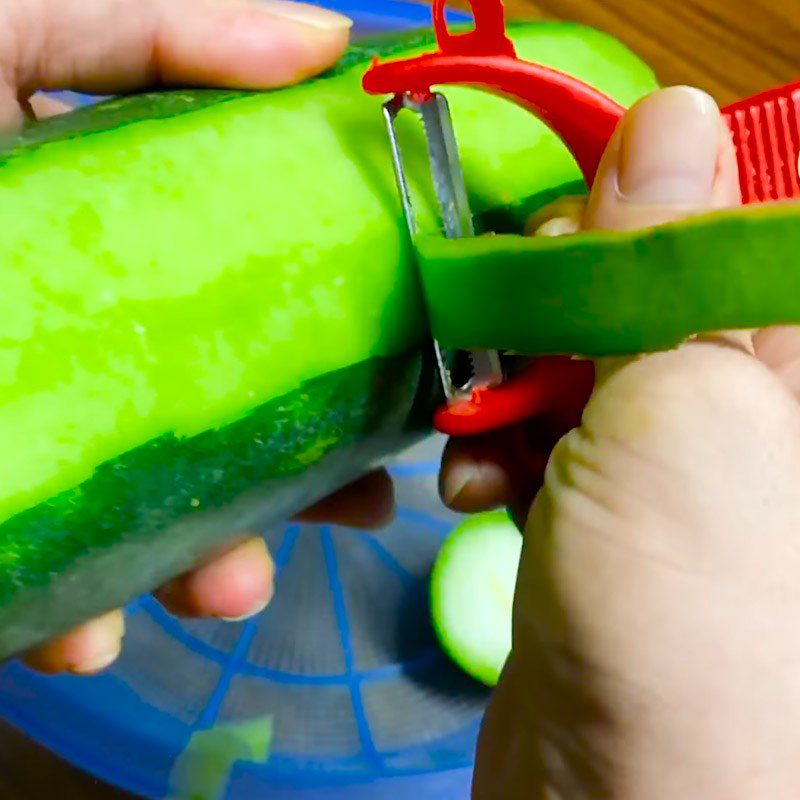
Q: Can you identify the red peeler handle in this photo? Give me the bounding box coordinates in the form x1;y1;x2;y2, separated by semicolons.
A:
434;356;594;437
723;82;800;204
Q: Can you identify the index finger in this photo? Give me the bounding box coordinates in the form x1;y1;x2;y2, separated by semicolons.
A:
3;0;350;105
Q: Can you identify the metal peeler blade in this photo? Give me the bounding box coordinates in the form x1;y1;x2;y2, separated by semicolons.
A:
383;91;503;401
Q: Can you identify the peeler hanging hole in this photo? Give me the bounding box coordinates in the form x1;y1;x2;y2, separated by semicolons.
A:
432;0;515;58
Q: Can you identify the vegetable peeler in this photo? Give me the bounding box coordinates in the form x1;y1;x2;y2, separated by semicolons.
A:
363;0;800;438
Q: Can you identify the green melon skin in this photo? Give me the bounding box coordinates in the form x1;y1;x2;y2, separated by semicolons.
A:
418;202;800;358
0;24;657;658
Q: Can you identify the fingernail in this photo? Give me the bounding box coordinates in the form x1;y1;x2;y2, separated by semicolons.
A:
442;461;481;507
618;86;721;205
219;596;271;623
69;647;120;676
535;216;581;238
259;0;353;30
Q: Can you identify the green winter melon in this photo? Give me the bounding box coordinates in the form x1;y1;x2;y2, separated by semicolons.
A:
0;23;658;658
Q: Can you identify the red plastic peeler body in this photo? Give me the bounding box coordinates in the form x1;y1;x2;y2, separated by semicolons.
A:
364;0;800;439
363;0;625;187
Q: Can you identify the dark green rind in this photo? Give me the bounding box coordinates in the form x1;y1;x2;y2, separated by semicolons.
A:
417;203;800;358
0;351;436;658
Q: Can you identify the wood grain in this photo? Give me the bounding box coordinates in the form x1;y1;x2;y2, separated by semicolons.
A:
1;1;798;797
456;0;800;106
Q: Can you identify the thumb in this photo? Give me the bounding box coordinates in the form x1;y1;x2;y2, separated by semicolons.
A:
584;85;741;232
439;87;743;516
583;85;747;365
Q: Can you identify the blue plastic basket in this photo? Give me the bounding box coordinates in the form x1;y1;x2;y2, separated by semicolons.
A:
0;3;490;798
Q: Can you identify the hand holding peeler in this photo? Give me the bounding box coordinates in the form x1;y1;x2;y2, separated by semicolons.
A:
363;0;800;439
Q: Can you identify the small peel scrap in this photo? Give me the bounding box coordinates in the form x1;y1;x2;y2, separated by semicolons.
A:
167;716;273;800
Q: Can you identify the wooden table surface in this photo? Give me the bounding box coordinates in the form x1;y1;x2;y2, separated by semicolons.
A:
1;0;798;797
492;0;800;106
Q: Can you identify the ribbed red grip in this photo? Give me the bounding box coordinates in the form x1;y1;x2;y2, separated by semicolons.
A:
723;80;800;204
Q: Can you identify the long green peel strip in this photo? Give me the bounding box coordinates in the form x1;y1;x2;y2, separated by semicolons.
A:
417;202;800;358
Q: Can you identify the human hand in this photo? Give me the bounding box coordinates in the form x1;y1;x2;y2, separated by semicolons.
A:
444;86;800;797
7;0;397;676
